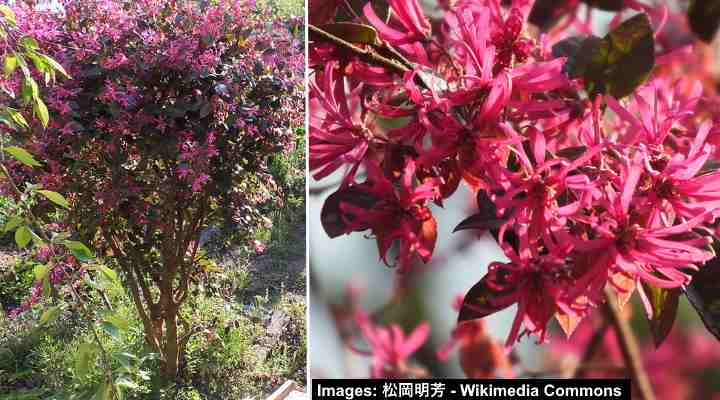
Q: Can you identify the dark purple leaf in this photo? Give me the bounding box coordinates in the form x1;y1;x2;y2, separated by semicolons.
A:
459;270;517;322
453;213;505;233
320;185;379;238
453;190;504;233
685;254;720;342
530;0;623;31
688;0;720;42
529;0;574;31
584;0;623;11
561;14;655;99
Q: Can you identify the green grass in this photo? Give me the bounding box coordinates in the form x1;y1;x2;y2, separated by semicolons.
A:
260;0;304;16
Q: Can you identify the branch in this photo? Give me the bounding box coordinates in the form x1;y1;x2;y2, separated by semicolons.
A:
603;287;656;400
309;24;411;74
571;319;610;378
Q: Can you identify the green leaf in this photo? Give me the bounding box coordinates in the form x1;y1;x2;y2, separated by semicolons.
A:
97;265;120;287
688;0;720;42
28;53;47;75
14;226;32;248
101;321;121;340
38;305;62;326
106;314;129;330
50;231;71;243
33;97;49;128
4;146;41;167
41;54;70;79
643;284;680;348
318;23;378;45
33;264;51;282
115;376;139;391
0;5;17;26
101;314;129;340
75;343;99;378
113;352;138;370
21;76;39;103
579;13;655;99
36;190;69;209
29;229;43;246
7;108;29;130
19;36;39;51
42;274;51;297
63;240;95;262
2;215;22;233
14;53;30;77
4;55;17;77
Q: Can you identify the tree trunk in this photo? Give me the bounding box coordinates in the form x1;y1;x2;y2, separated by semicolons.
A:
161;310;180;380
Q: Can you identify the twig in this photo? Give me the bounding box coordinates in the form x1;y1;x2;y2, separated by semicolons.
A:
603;287;656;400
308;24;411;74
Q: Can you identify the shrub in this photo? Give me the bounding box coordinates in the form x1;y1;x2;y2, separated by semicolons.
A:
5;0;304;380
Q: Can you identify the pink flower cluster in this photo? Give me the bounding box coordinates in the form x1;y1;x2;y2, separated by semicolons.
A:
311;0;720;347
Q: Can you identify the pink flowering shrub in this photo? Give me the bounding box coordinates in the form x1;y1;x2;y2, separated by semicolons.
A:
3;0;303;379
311;0;720;381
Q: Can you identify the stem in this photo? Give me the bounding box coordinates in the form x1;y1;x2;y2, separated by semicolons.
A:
603;287;656;400
571;320;609;378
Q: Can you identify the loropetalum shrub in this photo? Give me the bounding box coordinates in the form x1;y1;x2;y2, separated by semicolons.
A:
310;0;720;382
4;0;303;379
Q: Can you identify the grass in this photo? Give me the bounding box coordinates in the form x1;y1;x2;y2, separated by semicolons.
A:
260;0;304;16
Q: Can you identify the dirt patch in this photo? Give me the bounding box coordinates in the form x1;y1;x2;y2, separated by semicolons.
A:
237;222;306;304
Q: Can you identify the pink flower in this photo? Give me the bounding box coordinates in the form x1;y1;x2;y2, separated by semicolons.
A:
335;161;439;272
467;235;594;346
191;174;210;192
363;0;431;46
492;124;600;246
353;310;430;378
252;240;265;253
576;153;715;292
309;62;369;185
